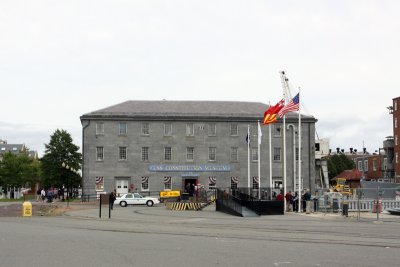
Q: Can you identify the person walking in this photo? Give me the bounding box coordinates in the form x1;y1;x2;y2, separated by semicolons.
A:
36;188;41;202
41;188;46;202
109;190;116;210
276;191;284;201
285;191;293;212
292;192;298;212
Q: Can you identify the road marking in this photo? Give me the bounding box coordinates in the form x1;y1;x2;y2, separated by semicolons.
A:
274;262;292;266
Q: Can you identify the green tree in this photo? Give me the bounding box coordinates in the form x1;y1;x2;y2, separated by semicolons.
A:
41;129;82;190
0;151;41;190
327;154;355;183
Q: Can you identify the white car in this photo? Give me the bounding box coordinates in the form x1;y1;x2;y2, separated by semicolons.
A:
114;193;160;207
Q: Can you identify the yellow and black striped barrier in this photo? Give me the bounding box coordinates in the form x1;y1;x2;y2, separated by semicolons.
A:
166;202;204;211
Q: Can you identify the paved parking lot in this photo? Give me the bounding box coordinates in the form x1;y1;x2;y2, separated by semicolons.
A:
1;202;400;266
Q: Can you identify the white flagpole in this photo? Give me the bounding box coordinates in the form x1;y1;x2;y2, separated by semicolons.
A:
298;89;302;213
258;120;262;200
283;115;287;212
247;125;251;192
269;122;273;196
280;71;288;213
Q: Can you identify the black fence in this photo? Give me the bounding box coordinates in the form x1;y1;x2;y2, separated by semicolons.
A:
216;188;243;216
216;188;284;216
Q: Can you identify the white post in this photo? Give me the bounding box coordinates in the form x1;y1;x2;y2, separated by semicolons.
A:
269;123;273;197
247;125;251;192
298;91;302;213
258;121;262;200
283;116;287;212
287;124;296;192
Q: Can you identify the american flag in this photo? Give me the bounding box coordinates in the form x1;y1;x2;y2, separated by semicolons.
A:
278;93;300;118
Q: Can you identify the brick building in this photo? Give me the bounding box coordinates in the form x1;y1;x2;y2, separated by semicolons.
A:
392;97;400;182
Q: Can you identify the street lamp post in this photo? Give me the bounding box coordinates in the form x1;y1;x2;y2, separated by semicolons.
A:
62;162;70;207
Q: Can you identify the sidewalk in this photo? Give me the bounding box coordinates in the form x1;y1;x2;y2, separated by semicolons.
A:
293;210;400;222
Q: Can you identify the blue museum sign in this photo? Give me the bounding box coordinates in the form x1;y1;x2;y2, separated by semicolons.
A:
148;164;231;172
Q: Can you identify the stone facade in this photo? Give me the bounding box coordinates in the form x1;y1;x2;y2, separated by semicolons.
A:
81;100;317;196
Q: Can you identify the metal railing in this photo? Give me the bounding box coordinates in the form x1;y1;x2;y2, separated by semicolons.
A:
215;188;243;216
314;197;400;212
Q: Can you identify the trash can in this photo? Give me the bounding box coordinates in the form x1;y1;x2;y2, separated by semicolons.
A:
342;201;348;217
332;198;339;213
22;201;32;217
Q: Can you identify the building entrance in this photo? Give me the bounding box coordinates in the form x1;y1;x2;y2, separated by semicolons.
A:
183;178;197;197
115;179;129;197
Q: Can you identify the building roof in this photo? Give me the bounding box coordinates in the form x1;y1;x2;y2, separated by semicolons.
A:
0;144;38;159
81;100;316;121
0;144;24;155
334;169;363;181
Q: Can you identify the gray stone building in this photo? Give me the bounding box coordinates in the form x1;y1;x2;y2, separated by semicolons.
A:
80;100;317;197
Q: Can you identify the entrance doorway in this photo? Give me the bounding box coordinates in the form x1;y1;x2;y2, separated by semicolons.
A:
115;179;129;197
182;178;197;197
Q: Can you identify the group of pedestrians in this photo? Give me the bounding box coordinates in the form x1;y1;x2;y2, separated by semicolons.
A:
36;187;66;203
276;189;312;214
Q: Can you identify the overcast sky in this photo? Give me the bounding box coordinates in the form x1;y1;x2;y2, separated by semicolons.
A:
1;0;398;157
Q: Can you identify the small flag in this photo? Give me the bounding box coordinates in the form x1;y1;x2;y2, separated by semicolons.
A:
257;121;262;145
278;93;299;118
245;134;250;144
263;99;285;125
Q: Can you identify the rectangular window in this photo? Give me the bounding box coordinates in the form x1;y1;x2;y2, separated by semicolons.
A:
373;159;377;171
251;148;258;161
209;147;217;161
251;125;257;137
395;101;398;111
230;124;238;136
119;122;127;135
274;180;282;189
141;177;149;191
358;161;363;171
186;123;194;136
141;147;149;161
395;118;398;129
208;123;216;136
96;147;104;161
252;177;259;189
164;147;172;161
231;147;238;162
164;123;172;136
364;160;368;171
164;177;172;190
119;147;127;160
186;147;194;161
142;123;149;135
273;124;281;137
95;176;104;191
296;147;299;161
96;122;104;135
273;147;281;161
396;153;399;164
396;135;398;146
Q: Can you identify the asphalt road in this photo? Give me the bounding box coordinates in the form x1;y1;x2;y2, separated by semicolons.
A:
1;203;400;267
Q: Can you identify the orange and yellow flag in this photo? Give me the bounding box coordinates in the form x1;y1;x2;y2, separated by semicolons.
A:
263;99;285;125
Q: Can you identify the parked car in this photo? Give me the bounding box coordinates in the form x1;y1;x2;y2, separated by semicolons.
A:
114;193;160;207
